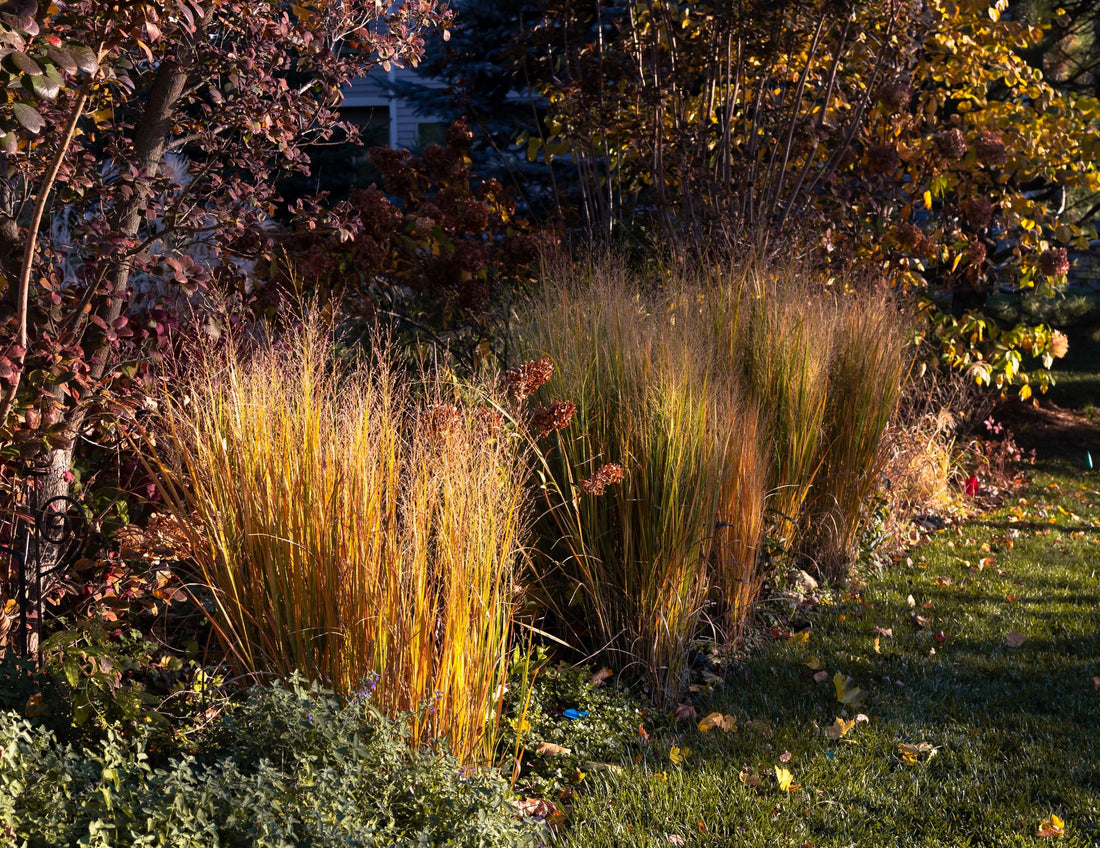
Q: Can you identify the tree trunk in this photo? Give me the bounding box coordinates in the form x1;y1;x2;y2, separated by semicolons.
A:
37;59;192;554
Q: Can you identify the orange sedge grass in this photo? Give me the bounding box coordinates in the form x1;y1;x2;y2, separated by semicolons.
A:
149;318;528;763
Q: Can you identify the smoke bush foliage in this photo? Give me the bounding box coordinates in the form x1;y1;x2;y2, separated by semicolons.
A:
0;675;540;847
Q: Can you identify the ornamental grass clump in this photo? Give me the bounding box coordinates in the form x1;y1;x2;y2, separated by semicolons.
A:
796;292;906;580
702;267;833;550
151;318;528;764
515;258;767;702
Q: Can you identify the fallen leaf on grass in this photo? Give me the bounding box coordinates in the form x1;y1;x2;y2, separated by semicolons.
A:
912;614;932;629
1092;677;1100;690
698;712;737;733
775;765;801;792
907;594;916;607
833;672;866;706
825;717;855;740
669;745;690;765
1005;593;1018;603
935;576;953;587
874;627;893;638
897;742;936;765
739;767;763;788
1005;631;1026;648
515;797;557;819
779;750;792;763
1038;814;1065;838
813;670;829;684
667;834;685;846
804;654;823;670
536;741;572;756
673;702;698;722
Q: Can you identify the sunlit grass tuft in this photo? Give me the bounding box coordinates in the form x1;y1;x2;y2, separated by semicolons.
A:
797;293;906;580
515;258;765;702
151;318;528;763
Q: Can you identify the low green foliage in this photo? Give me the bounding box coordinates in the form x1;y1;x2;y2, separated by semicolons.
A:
0;675;541;847
555;468;1100;846
497;653;651;799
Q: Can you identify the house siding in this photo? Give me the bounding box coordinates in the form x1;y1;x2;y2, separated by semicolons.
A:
341;68;448;150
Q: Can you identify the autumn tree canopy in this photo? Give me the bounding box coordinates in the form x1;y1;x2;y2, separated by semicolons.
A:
0;0;450;497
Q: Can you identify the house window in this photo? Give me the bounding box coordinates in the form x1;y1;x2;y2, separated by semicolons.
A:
415;121;449;149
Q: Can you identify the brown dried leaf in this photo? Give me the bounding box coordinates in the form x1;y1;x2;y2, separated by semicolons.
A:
535;741;571;756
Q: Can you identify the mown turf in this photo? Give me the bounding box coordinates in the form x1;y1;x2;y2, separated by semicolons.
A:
556;471;1100;847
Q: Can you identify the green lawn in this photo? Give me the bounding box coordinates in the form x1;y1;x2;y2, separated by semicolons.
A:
555;469;1100;847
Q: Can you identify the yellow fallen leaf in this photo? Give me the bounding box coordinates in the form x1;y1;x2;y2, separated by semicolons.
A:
833;672;866;706
805;655;823;670
669;745;690;765
536;741;572;756
897;742;935;765
1038;813;1065;838
774;765;800;792
790;630;810;644
825;717;856;740
874;635;881;654
697;712;737;733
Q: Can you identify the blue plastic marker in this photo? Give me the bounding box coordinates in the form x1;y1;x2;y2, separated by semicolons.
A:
562;709;588;720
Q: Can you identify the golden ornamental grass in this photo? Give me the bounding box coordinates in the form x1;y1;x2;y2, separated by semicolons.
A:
516;258;767;702
150;319;528;763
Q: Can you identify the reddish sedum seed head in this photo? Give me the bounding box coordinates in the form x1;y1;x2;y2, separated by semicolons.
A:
422;403;463;439
445;118;474;149
975;131;1008;166
966;241;987;266
528;401;576;438
502;358;554;403
963;196;995;229
1038;247;1070;277
934;128;967;160
866;143;899;174
895;221;931;254
878;82;913;114
473;407;504;438
581;463;625;496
